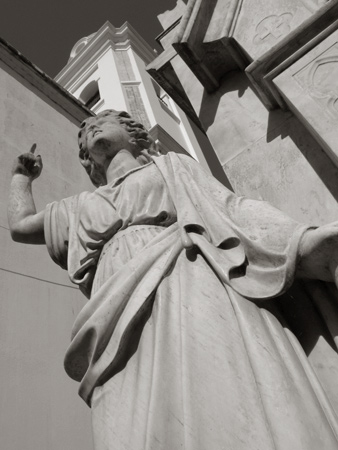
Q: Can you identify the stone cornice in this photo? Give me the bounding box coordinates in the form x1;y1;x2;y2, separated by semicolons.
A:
55;21;157;88
57;41;114;91
0;36;93;124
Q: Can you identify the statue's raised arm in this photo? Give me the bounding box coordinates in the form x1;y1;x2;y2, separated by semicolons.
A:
8;143;45;244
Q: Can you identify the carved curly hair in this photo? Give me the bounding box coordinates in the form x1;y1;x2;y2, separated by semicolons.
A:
78;109;158;187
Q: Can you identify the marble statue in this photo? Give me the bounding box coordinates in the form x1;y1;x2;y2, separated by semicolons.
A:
8;110;338;450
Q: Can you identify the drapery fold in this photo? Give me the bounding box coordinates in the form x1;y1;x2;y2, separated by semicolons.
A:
44;153;310;405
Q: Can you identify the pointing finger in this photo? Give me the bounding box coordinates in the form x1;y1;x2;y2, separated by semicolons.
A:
30;143;37;154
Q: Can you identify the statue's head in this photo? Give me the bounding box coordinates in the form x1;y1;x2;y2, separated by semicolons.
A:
78;109;158;187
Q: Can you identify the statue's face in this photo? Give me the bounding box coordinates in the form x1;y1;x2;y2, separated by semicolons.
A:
82;115;132;165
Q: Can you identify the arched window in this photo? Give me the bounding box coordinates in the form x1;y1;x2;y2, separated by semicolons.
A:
79;80;101;109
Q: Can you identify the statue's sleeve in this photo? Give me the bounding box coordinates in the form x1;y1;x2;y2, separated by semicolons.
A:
155;153;310;299
44;195;81;270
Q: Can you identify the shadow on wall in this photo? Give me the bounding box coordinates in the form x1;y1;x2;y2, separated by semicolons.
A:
198;69;338;203
253;277;338;414
198;70;249;131
268;279;338;357
267;111;338;204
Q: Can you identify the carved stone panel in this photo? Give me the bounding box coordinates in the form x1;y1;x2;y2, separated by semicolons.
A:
274;29;338;165
253;13;294;47
294;44;338;118
150;0;338;120
234;0;324;60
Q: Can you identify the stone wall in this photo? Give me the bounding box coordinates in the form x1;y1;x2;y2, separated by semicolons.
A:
149;0;338;226
180;67;338;225
0;42;94;450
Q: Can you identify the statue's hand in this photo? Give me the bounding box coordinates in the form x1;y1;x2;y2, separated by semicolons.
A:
297;223;338;287
12;144;43;181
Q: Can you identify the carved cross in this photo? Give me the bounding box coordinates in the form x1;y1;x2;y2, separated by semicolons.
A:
255;13;293;45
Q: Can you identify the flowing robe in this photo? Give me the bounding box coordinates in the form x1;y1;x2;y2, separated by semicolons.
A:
44;153;338;450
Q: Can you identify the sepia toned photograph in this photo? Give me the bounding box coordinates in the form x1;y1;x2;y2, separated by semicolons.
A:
2;1;338;449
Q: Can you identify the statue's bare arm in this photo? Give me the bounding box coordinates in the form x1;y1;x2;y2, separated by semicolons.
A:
8;144;45;244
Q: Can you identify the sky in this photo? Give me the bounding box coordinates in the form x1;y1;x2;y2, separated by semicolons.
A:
0;0;180;78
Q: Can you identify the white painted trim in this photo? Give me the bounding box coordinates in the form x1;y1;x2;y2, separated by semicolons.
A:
169;99;199;160
92;98;105;113
149;124;192;157
55;22;157;87
121;80;141;86
159;100;181;124
68;64;99;95
57;42;114;90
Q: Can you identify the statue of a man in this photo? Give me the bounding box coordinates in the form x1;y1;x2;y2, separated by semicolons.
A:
7;110;338;450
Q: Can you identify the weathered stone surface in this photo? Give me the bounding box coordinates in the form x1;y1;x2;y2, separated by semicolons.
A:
0;46;94;449
234;0;325;59
150;0;338;225
274;28;338;166
149;0;338;112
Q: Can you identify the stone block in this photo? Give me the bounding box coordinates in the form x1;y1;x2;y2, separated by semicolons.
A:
274;27;338;165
